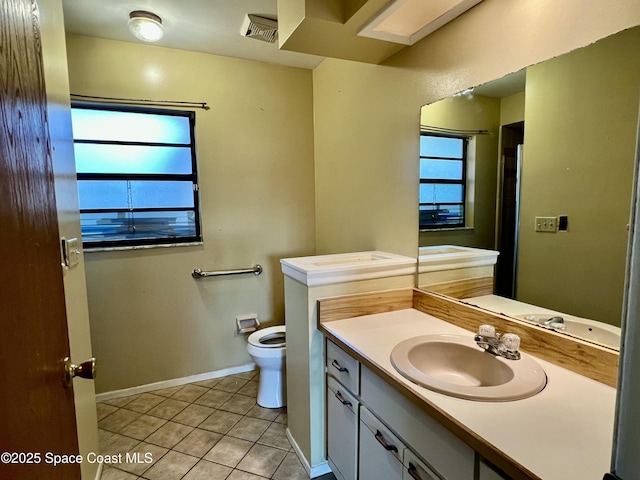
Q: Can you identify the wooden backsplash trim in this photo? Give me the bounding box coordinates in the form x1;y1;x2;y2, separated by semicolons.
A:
317;288;414;322
420;276;494;299
412;290;619;387
317;288;618;387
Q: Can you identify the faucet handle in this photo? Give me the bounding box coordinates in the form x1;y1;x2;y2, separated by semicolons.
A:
478;324;496;337
502;333;521;352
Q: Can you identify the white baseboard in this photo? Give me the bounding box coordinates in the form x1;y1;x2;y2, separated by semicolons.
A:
95;363;256;403
286;427;332;478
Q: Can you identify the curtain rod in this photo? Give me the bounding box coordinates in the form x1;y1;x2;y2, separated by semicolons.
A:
420;124;490;135
70;94;210;110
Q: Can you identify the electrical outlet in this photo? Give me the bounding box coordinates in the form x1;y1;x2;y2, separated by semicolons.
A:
535;216;557;232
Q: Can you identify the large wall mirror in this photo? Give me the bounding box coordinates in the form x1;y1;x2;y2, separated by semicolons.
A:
417;26;640;351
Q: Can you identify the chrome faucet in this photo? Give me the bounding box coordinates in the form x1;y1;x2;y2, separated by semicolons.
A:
474;324;521;360
543;316;566;330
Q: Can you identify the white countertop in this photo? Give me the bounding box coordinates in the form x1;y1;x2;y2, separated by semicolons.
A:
322;308;616;480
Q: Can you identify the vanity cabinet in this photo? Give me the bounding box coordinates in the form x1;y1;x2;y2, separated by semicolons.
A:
326;339;475;480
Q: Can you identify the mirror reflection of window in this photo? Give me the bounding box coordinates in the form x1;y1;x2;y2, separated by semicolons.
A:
419;133;467;229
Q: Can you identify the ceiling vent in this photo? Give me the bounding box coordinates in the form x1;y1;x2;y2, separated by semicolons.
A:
241;14;278;43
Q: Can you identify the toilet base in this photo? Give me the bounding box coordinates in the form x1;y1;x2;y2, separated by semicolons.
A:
257;367;287;408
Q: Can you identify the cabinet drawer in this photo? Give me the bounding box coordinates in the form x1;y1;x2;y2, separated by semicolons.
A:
403;449;439;480
327;376;359;480
359;406;404;480
361;365;475;479
327;339;360;395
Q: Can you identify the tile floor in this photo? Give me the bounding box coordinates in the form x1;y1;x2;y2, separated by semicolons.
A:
97;370;337;480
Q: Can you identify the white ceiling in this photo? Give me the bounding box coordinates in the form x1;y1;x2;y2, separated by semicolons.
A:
61;0;325;69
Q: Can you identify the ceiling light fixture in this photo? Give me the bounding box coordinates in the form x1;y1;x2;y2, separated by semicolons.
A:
128;10;164;43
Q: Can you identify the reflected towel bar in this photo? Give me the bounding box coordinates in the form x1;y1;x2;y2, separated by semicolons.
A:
192;265;262;278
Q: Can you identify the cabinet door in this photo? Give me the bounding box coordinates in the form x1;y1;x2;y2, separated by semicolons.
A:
359;406;404;480
327;376;359;480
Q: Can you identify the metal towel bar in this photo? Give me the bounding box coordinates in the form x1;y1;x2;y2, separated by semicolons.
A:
192;265;262;278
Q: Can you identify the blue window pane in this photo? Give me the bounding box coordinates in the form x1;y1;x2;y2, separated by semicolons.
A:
420;183;464;204
71;108;191;144
420;136;463;158
78;180;194;210
74;144;193;174
420;205;463;226
80;210;197;242
78;181;128;210
420;159;463;180
130;181;194;208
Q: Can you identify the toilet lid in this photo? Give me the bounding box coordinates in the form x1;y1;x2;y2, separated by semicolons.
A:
248;326;286;348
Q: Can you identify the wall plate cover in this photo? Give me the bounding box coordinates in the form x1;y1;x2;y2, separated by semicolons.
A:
535;216;557;232
61;237;81;267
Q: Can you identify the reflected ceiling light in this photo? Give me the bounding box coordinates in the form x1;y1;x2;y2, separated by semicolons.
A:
359;0;483;46
128;10;164;42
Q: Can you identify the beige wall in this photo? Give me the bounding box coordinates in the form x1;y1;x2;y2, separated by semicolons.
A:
517;27;640;325
312;0;640;259
419;95;501;249
66;36;316;393
500;92;526;127
40;1;99;478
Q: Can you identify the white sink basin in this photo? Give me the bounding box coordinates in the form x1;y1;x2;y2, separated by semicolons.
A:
390;334;547;401
517;313;621;348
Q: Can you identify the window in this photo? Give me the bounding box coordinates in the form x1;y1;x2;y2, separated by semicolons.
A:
419;133;467;229
71;104;201;249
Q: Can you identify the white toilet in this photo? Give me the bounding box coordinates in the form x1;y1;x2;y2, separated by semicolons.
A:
246;325;286;408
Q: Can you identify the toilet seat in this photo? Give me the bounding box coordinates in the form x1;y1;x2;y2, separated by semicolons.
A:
248;325;286;348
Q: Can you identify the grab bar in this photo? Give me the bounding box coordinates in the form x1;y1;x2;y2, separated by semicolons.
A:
192;264;262;279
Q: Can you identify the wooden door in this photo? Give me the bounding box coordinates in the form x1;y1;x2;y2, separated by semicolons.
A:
0;1;81;478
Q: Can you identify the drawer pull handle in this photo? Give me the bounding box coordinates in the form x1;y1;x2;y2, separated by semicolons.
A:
331;359;349;373
334;391;352;406
407;462;423;480
374;430;398;452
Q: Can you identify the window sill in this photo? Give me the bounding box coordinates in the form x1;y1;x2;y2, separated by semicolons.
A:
84;241;203;253
419;226;474;232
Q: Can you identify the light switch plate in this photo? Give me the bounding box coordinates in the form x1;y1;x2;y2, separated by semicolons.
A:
61;237;81;268
535;216;557;232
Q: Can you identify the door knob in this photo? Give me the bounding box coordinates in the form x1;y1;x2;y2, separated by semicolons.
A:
63;357;96;387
